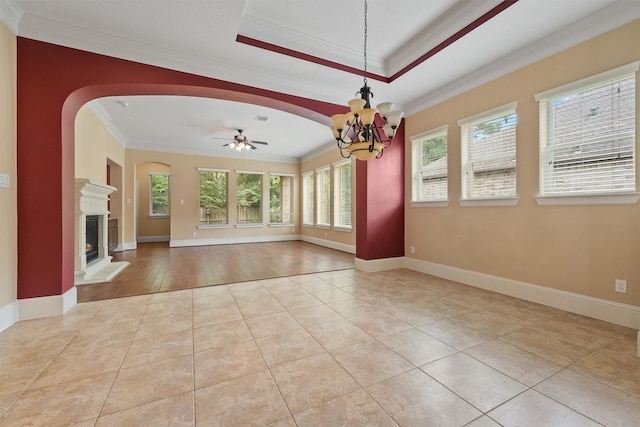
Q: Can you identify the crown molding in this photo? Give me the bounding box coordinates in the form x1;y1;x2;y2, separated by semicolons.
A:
125;141;301;164
16;13;348;107
0;0;22;34
86;99;112;123
238;14;385;76
86;100;128;148
300;140;337;163
106;124;128;148
404;0;640;116
386;0;503;76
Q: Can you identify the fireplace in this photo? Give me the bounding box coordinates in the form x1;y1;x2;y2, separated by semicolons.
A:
85;215;100;264
75;179;129;285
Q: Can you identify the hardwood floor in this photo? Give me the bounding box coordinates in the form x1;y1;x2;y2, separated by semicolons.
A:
77;241;355;302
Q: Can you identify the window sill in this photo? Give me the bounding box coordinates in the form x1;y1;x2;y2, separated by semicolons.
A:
197;224;230;229
333;226;352;232
269;223;294;228
302;223;314;228
459;197;519;207
149;215;170;219
411;200;449;208
535;192;640;206
235;223;264;228
315;224;330;229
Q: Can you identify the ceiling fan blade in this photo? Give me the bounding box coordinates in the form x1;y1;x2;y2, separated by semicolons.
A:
222;143;231;147
249;140;268;145
247;142;257;150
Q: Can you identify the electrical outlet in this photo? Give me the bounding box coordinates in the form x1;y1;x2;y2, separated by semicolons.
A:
410;246;415;254
615;279;627;293
0;173;10;188
192;231;196;237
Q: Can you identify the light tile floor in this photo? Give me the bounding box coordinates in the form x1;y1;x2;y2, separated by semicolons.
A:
1;269;639;426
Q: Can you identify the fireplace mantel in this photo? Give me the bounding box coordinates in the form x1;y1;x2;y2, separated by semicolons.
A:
74;178;128;285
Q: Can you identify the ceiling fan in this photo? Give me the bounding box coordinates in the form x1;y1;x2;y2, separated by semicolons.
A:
213;129;268;151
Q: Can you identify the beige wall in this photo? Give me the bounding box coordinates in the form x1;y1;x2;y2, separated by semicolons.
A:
405;20;640;306
300;149;356;248
0;22;16;310
75;105;108;183
136;161;171;239
75;104;127;245
124;149;305;245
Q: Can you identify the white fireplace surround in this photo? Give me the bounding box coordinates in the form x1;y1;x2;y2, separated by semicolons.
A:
74;179;129;285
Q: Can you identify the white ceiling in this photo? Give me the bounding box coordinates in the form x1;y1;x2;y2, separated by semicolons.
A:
2;0;639;162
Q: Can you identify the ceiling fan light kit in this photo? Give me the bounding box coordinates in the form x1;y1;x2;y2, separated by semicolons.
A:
330;0;404;161
223;129;268;151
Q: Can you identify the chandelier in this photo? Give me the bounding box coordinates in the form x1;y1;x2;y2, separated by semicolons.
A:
330;0;404;161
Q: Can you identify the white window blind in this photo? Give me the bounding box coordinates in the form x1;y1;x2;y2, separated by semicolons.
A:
459;103;517;199
316;166;331;226
536;62;637;196
333;160;352;229
411;126;448;202
302;172;314;225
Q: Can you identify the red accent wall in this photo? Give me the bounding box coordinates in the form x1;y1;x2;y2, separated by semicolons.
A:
355;122;405;260
16;37;404;299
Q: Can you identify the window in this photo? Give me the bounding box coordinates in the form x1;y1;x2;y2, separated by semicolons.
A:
149;173;170;217
198;169;228;225
269;173;294;224
302;171;314;226
236;171;263;224
316;166;331;227
536;62;637;197
411;126;448;202
333;160;352;229
460;103;517;200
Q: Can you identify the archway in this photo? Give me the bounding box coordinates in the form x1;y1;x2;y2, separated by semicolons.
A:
16;38;404;311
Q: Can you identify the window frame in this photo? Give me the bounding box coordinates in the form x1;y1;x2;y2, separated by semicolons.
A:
315;166;331;228
235;170;264;227
197;168;229;228
458;102;519;206
410;125;449;207
534;61;639;206
302;171;314;227
268;172;295;226
333;159;353;231
148;172;170;218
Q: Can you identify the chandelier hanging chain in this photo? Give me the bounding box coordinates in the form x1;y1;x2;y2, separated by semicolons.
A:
362;0;368;87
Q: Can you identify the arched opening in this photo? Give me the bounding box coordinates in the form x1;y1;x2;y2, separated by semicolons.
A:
16;38;404;308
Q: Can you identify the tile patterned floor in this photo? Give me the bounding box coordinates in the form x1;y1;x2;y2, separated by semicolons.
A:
1;269;639;426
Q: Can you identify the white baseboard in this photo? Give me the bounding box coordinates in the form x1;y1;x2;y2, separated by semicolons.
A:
120;242;137;251
18;287;77;321
355;256;405;273
405;257;640;331
0;300;18;333
137;235;170;243
170;234;302;248
300;236;356;254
